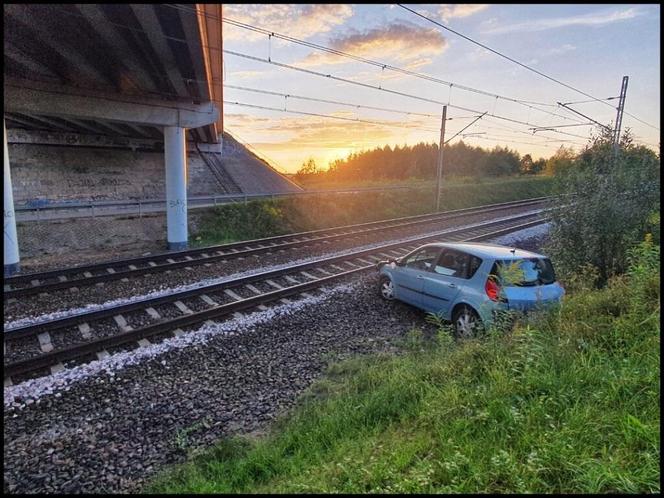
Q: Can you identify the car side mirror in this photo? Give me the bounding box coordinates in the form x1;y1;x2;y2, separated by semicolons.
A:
395;258;405;266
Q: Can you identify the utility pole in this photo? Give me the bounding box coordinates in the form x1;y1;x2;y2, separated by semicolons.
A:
435;105;447;212
612;76;629;156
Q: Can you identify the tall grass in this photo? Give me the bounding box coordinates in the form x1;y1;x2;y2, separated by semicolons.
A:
193;176;552;246
150;238;660;494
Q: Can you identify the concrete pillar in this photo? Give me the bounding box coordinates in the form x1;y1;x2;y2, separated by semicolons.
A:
164;126;188;250
4;119;20;276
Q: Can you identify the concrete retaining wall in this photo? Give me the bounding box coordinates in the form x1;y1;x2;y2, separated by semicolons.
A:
16;211;207;258
8;143;224;203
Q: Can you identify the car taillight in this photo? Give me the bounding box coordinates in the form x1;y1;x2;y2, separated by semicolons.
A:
485;277;501;301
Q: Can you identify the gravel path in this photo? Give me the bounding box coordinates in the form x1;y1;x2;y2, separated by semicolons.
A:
5;205;542;323
3;230;549;494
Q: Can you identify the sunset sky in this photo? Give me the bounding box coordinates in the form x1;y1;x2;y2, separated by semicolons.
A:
221;4;660;173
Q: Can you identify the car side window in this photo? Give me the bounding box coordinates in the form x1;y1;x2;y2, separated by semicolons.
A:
434;249;474;279
468;255;483;279
402;247;440;271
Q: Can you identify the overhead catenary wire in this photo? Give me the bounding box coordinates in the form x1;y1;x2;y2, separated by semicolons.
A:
225;96;588;152
224;84;480;120
223;100;441;132
462;134;564;149
225;99;504;149
9;3;641;153
477;118;590;147
29;3;659;133
561;97;619;105
397;3;660;131
44;2;637;142
165;3;592;125
472;130;586;147
529;122;595;130
223;50;596;150
224;49;582;131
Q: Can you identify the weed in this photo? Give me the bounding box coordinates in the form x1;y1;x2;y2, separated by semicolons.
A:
173;417;212;452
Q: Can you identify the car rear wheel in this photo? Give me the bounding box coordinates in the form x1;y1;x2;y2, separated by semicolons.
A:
453;305;482;339
379;276;395;301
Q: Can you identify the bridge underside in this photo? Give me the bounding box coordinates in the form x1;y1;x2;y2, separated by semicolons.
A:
4;3;220;142
3;4;299;274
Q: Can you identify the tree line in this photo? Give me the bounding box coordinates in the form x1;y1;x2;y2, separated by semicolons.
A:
295;140;577;182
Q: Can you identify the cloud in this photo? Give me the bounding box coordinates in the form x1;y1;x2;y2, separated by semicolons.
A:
439;4;490;21
227;70;263;80
297;21;447;67
483;7;643;34
544;44;576;56
222;4;353;41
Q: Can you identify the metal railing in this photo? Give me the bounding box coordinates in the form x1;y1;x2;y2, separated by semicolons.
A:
14;184;435;221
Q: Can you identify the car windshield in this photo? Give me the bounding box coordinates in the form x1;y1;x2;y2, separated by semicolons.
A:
493;258;556;286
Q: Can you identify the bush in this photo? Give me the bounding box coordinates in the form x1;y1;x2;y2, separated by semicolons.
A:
545;128;660;286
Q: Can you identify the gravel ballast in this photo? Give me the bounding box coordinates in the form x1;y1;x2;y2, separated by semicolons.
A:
3;228;550;494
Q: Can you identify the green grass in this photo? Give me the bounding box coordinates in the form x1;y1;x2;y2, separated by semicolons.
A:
296;174;551;190
149;241;660;494
192;176;553;246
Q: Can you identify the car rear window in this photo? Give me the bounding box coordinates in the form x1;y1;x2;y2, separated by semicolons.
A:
491;258;556;286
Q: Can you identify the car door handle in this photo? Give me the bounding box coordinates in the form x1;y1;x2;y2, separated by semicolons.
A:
416;275;424;279
447;283;457;288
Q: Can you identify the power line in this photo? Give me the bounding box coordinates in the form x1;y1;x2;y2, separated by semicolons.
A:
462;134;565;149
19;3;659;132
223;100;441;132
224;49;581;131
398;4;660;131
224;84;479;120
529;122;595;130
561;97;618;105
397;5;618;107
476;119;589;147
531;128;591;140
225;97;583;150
226;99;590;157
165;4;592;125
622;111;660;130
477;131;585;147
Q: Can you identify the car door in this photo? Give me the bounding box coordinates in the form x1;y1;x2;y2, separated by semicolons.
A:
392;246;441;308
421;249;475;317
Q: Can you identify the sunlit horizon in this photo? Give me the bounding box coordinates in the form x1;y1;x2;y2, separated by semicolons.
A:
222;4;660;174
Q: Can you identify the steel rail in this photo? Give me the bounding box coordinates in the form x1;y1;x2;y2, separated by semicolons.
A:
4;214;548;381
4;197;549;298
4;210;546;340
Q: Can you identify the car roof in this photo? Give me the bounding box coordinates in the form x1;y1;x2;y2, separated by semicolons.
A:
421;242;547;260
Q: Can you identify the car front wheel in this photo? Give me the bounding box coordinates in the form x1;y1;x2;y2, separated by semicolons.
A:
452;305;482;339
379;276;395;301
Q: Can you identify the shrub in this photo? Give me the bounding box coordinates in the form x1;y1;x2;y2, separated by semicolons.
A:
545;128;660;286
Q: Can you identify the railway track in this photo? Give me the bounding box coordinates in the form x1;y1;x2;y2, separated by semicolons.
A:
3;197;549;299
4;211;548;385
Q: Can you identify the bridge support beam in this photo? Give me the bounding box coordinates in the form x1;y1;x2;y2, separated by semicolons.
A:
164;126;188;250
4;119;20;276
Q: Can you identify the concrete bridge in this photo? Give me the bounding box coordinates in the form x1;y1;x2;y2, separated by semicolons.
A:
3;4;297;276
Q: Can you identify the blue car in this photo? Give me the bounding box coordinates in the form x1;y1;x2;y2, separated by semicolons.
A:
377;242;565;338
